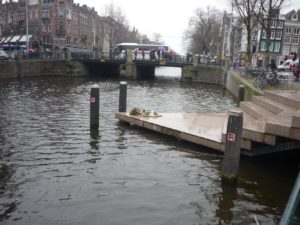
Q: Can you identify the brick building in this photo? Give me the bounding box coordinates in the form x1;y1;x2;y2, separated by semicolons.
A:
0;0;110;55
282;10;300;58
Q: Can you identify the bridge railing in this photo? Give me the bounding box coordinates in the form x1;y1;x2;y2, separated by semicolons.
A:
9;50;225;67
196;55;225;66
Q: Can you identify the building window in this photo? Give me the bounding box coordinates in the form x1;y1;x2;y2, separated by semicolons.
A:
284;36;291;44
291;46;298;54
285;27;292;34
66;37;71;45
294;28;300;35
42;10;50;18
277;21;283;28
269;42;274;51
48;25;51;32
275;31;282;40
66;9;72;20
58;9;64;17
292;13;298;21
274;42;280;52
271;20;276;28
43;0;54;3
282;46;290;55
271;31;275;39
292;37;299;45
43;35;51;44
260;41;266;51
262;30;267;38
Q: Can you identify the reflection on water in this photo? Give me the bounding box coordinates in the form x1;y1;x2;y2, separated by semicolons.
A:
0;74;298;225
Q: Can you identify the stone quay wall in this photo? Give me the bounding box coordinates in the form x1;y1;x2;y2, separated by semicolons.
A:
182;65;263;100
0;59;87;79
225;69;263;101
182;64;226;86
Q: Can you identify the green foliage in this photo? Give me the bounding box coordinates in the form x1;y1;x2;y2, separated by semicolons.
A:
129;108;160;117
129;108;142;116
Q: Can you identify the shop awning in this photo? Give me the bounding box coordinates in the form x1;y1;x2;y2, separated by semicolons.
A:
9;35;22;43
18;35;32;43
2;36;13;44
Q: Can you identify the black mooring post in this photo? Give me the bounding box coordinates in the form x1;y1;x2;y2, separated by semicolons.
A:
119;81;127;112
238;85;245;106
222;109;243;184
90;84;99;128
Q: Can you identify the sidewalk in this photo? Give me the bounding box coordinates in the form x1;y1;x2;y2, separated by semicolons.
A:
293;80;300;91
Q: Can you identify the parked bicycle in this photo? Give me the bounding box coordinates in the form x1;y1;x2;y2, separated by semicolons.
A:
253;69;284;89
244;65;265;78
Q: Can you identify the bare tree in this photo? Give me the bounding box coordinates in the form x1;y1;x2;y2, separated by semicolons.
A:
185;6;222;56
101;2;129;49
100;3;151;49
232;0;260;62
152;33;164;44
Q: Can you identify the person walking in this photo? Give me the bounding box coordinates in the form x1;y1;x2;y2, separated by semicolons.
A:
133;49;138;60
142;50;145;60
157;49;161;61
293;63;300;82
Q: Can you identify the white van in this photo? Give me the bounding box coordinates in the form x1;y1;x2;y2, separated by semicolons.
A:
278;59;299;70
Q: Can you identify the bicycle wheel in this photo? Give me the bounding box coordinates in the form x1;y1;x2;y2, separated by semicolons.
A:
254;77;262;88
260;79;267;89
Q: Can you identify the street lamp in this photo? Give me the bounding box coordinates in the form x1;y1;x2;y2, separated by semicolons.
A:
25;0;29;52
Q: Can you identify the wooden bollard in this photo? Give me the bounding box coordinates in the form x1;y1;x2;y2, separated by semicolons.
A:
90;84;99;128
119;81;127;112
222;109;243;184
238;85;245;106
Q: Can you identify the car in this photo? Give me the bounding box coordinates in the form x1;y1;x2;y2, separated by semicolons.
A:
0;49;9;61
278;59;299;70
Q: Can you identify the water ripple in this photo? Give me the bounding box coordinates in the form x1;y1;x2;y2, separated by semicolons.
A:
0;76;295;225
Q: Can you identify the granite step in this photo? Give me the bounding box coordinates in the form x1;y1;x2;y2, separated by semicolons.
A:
240;101;276;120
264;90;300;110
242;111;276;145
265;115;300;141
252;95;296;114
292;111;300;128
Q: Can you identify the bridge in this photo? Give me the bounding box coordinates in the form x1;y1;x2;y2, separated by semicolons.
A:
0;50;224;80
77;57;193;79
71;51;224;79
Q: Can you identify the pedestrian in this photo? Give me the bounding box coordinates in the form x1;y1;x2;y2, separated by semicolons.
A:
142;50;145;60
293;52;297;61
157;49;161;61
133;49;137;60
269;58;277;70
293;63;300;82
169;50;174;61
164;50;169;61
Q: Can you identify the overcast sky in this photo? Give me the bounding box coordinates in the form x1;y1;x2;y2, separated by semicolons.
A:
76;0;300;54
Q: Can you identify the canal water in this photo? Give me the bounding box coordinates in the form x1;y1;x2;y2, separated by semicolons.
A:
0;68;299;225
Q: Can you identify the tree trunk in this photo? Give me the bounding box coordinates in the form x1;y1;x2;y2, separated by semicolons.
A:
246;29;252;63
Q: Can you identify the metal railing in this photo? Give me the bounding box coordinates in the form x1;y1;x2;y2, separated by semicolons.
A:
3;49;225;67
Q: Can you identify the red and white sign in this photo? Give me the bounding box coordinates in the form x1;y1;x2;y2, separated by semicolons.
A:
227;132;236;143
90;97;96;103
